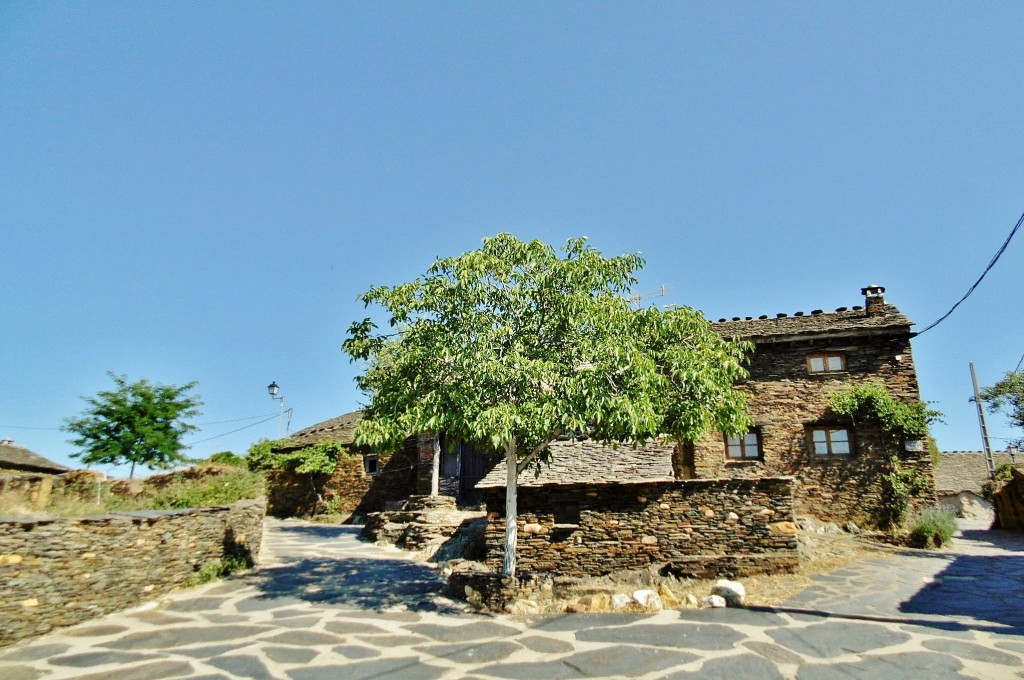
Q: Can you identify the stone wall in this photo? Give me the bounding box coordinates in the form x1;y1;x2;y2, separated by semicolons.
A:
685;334;936;523
994;467;1024;530
0;473;53;512
0;498;265;648
266;440;418;518
483;477;798;579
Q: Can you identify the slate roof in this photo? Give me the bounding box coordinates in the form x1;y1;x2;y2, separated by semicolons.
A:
0;440;71;474
935;450;1020;493
275;410;364;451
476;438;676;489
713;304;913;343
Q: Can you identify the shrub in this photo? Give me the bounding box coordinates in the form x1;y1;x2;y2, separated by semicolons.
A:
185;555;252;587
909;507;958;548
150;468;265;509
828;382;941;441
208;451;247;467
879;456;930;529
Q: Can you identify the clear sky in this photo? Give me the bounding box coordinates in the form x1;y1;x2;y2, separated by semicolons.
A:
2;2;1022;476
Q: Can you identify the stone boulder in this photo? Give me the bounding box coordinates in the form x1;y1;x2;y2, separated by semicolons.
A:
701;594;727;608
632;589;663;611
711;579;746;607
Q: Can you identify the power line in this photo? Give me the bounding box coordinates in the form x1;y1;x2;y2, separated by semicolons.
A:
916;210;1023;336
1015;350;1024;373
2;412;280;433
195;413;278;425
189;414;280;445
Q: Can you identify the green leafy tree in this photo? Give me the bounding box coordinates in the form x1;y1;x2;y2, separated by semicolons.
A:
63;372;202;478
980;371;1024;447
343;234;753;576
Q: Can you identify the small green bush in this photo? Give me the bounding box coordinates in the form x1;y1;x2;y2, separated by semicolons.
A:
185;555;252;587
909;507;958;548
207;451;247;467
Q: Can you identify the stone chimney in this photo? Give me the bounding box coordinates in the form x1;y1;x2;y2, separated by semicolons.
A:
861;284;886;315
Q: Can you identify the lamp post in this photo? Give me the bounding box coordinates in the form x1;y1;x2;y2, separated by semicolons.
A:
267;381;293;438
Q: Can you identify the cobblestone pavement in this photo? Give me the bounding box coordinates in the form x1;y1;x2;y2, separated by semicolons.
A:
2;518;1023;679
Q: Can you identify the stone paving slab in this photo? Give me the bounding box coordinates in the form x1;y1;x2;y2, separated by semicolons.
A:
1;518;1022;679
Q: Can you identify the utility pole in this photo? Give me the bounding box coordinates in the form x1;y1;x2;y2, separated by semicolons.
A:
970;362;995;480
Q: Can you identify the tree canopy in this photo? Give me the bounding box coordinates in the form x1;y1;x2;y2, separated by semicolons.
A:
981;370;1024;446
63;372;202;478
343;234;753;574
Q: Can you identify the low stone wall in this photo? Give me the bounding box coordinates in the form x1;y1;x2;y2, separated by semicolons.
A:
483;477;798;579
448;571;555;611
0;473;54;513
0;498;265;648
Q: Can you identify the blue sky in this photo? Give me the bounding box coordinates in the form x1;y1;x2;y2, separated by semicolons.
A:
2;2;1022;475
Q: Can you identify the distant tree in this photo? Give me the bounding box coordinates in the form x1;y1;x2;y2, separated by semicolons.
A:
981;371;1024;447
63;372;202;478
343;234;753;576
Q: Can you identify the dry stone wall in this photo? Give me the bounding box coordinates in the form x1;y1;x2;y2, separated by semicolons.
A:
483;477;798;579
994;467;1024;530
0;498;265;648
0;473;53;512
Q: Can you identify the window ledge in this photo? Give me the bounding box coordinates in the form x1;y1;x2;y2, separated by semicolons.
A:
725;460;763;466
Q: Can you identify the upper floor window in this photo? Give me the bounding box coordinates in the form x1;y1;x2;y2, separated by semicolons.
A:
726;430;762;460
807;352;846;374
364;454;379;475
808;427;852;456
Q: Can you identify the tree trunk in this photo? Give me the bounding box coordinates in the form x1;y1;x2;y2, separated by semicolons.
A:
129;461;136;480
430;433;441;497
502;439;518;577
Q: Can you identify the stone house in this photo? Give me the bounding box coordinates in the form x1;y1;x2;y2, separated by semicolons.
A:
0;439;70;512
934;449;1019;521
0;439;70;475
475;285;936;578
264;412;496;517
692;284;936;524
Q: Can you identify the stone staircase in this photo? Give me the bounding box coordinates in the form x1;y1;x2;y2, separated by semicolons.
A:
362;495;484;554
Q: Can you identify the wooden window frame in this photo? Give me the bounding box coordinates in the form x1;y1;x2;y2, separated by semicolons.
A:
807;352;847;374
725;429;763;461
806;426;854;457
363;454;379;476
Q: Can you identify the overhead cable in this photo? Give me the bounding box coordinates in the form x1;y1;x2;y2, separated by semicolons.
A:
916;210;1023;336
189;414;280;445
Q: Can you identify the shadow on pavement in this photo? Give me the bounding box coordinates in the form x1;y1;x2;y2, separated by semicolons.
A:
753;605;1024;637
898;552;1024;632
271;523;364;539
959;527;1024;551
240;554;461;613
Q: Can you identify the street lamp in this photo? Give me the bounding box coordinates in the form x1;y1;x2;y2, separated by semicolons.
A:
267;381;293;438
